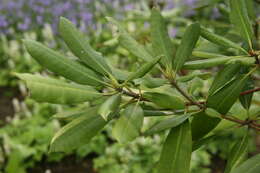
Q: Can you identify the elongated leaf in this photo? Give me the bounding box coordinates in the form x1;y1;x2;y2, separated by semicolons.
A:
239;79;254;110
183;56;233;69
192;51;223;59
59;17;111;76
209;62;241;96
173;23;200;72
53;108;89;120
151;8;175;67
230;0;254;48
16;73;101;104
143;110;168;117
98;93;121;121
200;27;247;54
207;74;249;114
245;0;256;20
144;114;191;136
112;104;144;144
224;131;248;173
191;111;221;140
230;154;260;173
157;120;192;173
126;56;161;82
50;107;107;152
143;92;185;109
24;40;103;86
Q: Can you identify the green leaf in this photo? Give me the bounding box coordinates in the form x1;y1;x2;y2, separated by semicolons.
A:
151;8;175;67
191;111;221;140
239;79;254;110
50;107;107;152
200;27;247;54
245;0;256;20
230;0;254;48
183;56;234;69
173;23;200;72
143;110;168;117
207;74;249;114
98;93;121;121
157;120;192;173
125;56;161;83
134;77;167;88
224;131;248;173
53;108;89;120
112;104;144;144
143;92;185;110
16;73;101;104
106;17;154;62
208;62;242;96
192;135;217;151
230;154;260;173
144;114;191;136
24;40;103;86
59;17;112;76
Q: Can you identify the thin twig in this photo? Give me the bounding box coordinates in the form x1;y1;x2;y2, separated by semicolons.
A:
169;79;204;109
240;87;260;96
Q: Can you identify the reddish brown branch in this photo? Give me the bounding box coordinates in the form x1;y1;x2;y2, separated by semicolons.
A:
240;88;260;96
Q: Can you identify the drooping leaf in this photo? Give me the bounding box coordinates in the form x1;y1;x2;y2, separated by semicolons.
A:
143;92;185;110
16;73;101;104
125;56;161;82
239;79;254;110
191;111;221;140
208;62;241;96
173;23;200;72
143;110;168;117
50;107;107;152
98;93;121;121
229;0;254;48
112;104;144;144
151;8;175;67
224;131;249;173
24;40;103;86
230;153;260;173
157;120;192;173
200;27;247;54
144;113;191;136
106;17;154;62
59;17;112;76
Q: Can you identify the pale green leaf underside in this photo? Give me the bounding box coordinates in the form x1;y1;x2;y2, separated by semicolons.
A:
17;73;101;104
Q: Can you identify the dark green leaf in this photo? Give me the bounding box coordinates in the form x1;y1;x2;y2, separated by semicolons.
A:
207;74;249;114
59;17;112;76
16;73;101;104
191;111;221;140
157;120;192;173
209;62;241;96
112;104;144;144
173;23;200;72
50;107;107;152
239;79;254;110
24;40;103;86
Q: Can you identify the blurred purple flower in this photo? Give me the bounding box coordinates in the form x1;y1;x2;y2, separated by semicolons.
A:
168;27;177;38
0;16;8;27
